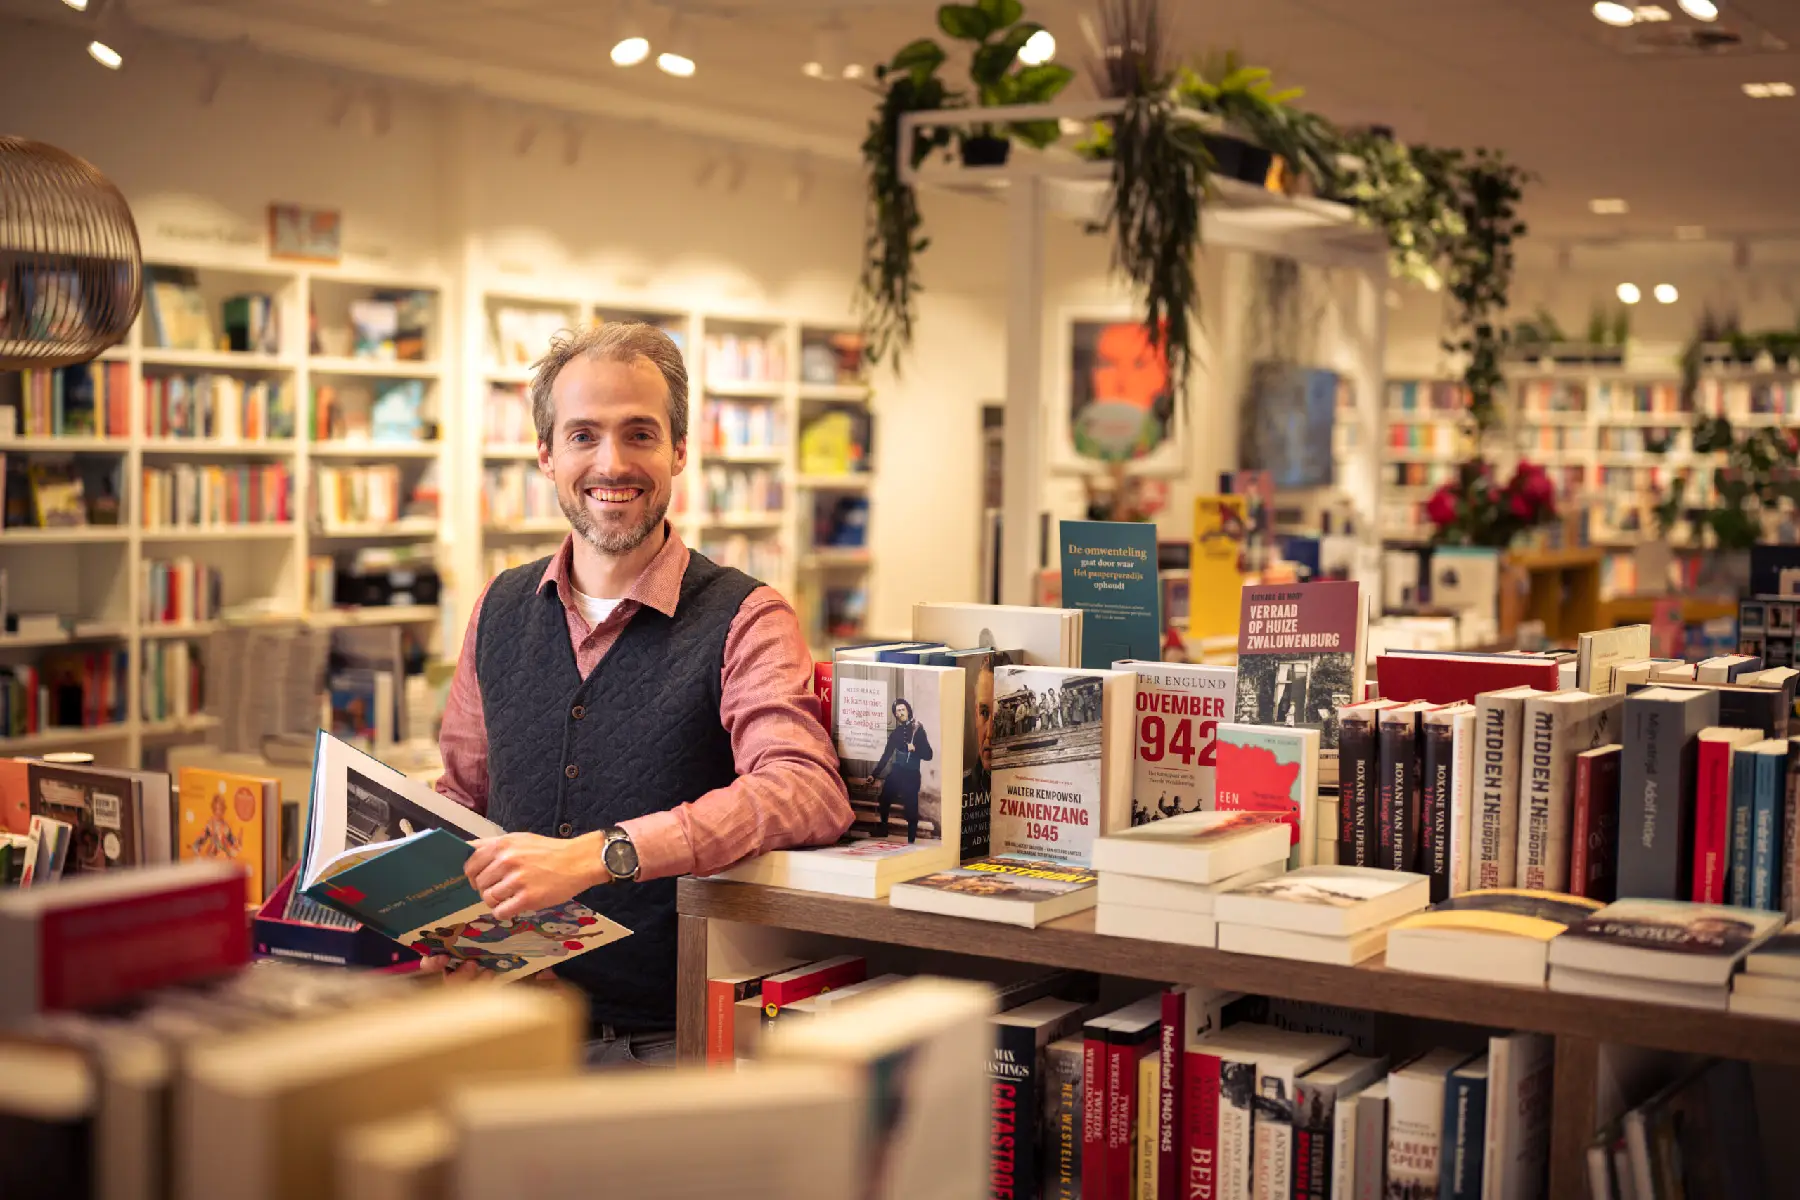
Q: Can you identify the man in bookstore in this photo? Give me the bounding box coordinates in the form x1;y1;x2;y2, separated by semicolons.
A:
432;321;853;1066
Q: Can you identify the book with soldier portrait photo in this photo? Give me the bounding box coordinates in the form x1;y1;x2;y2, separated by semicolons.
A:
1233;581;1368;786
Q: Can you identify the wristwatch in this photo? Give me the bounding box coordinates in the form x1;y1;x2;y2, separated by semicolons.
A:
600;826;640;883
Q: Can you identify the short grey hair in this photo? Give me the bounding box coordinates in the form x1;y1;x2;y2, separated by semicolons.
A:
528;322;689;448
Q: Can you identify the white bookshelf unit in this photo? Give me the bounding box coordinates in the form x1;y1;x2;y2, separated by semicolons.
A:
0;259;452;767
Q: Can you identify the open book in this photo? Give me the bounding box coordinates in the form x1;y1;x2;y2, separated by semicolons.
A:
289;731;632;978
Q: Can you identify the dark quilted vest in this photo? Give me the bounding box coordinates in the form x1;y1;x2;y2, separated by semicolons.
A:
475;551;758;1032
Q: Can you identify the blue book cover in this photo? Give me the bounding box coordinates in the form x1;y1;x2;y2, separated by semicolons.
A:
1730;745;1758;908
1753;743;1788;909
1438;1061;1489;1200
300;827;632;978
1058;519;1161;670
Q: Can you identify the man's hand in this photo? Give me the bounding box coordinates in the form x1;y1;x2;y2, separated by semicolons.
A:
465;831;609;920
417;953;486;984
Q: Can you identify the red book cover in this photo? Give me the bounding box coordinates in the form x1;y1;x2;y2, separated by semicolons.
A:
1183;1047;1223;1200
1571;746;1622;902
759;955;864;1015
813;661;833;732
1692;736;1735;903
2;863;248;1024
1082;1032;1108;1198
1376;654;1560;705
1157;989;1185;1198
1104;1039;1135;1200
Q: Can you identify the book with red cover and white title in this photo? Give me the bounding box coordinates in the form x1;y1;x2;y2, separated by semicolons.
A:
758;955;866;1017
1234;580;1367;785
0;859;248;1025
1569;746;1623;903
1692;727;1762;904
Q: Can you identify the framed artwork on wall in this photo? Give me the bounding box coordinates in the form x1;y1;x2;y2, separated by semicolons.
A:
269;203;342;264
1053;308;1187;477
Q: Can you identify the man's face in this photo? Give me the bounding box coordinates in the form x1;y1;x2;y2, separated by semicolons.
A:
539;355;686;556
975;668;996;769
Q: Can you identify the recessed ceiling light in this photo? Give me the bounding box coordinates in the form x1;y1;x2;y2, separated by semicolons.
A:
1678;0;1718;20
1617;282;1642;304
610;37;650;67
841;62;864;80
1654;284;1679;304
1593;1;1637;26
657;51;696;77
1018;29;1056;66
1590;198;1630;215
1676;224;1707;240
1634;5;1671;20
1744;82;1796;97
61;0;88;10
801;61;824;78
88;39;122;69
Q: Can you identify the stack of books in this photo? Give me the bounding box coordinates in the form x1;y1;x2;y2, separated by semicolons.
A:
1384;888;1603;988
1213;865;1432;966
1728;918;1800;1019
1547;898;1785;1009
1091;810;1291;947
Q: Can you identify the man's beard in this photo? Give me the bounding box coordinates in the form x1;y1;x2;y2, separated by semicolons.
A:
559;475;669;555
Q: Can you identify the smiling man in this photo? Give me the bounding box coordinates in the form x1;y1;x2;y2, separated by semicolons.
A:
433;321;852;1065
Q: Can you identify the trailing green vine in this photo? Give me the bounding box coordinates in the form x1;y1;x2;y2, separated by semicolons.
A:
1441;150;1530;432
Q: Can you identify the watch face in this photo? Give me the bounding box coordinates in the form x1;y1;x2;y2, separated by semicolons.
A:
605;835;638;878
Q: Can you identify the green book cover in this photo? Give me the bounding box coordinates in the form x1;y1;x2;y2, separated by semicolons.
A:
1059;519;1161;669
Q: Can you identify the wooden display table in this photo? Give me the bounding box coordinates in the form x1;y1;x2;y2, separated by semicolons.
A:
676;877;1800;1197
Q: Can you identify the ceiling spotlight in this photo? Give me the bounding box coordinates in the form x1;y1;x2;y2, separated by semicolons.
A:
1617;282;1643;305
1774;82;1798;96
88;38;122;68
658;14;697;77
611;36;650;66
801;61;825;78
842;62;865;80
62;0;89;9
1677;0;1718;19
657;51;696;76
1592;1;1636;26
1018;29;1057;66
1654;283;1679;304
1633;5;1671;20
1589;198;1629;215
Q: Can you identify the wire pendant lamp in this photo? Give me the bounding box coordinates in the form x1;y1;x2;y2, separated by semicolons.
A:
0;136;142;371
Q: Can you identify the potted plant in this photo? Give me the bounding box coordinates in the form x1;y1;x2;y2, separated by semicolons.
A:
1174;54;1290;186
936;0;1073;166
1424;458;1560;549
1764;329;1798;370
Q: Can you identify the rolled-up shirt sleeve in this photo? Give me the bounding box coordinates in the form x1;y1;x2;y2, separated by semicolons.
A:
620;586;852;880
434;583;492;817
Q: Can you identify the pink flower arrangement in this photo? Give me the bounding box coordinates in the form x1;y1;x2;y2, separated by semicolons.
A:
1424;459;1560;548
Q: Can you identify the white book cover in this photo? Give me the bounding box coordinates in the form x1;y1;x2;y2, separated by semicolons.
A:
1472;687;1542;891
1448;706;1478;896
989;666;1134;865
1095;860;1285;915
1515;691;1622;893
832;660;965;852
1095;902;1217;947
912;601;1082;668
1212;865;1430;937
1092;809;1292;884
1249;1036;1351;1200
1332;1079;1368;1200
1386;1048;1473;1199
1482;1032;1552;1200
1215;919;1396;967
1214;722;1322;868
1112;660;1236;823
1577;625;1651;694
1294;1055;1388;1200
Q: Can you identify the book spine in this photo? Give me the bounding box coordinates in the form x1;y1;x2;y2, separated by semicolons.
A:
1340;712;1379;866
1105;1040;1140;1200
1250;1065;1295;1200
1449;712;1476;897
1474;694;1523;889
1753;750;1784;910
1184;1050;1223;1200
1422;718;1454;900
1082;1035;1107;1199
1786;748;1800;922
706;979;740;1066
1445;1072;1487;1200
992;1023;1039;1200
1353;1092;1387;1200
1516;700;1559;892
1047;1042;1085;1200
1386;1075;1446;1198
1730;749;1756;909
1138;1053;1160;1200
1219;1059;1257;1200
1331;1089;1358;1200
1158;991;1184;1198
1618;697;1673;900
1570;752;1597;902
1292;1081;1332;1200
1692;738;1734;903
1377;717;1410;872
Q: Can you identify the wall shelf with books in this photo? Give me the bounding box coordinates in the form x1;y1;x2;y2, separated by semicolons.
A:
0;437;128;453
139;439;298;457
308;441;442;459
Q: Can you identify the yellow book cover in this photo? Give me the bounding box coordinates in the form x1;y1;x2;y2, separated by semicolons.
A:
178;766;276;902
1189;496;1247;640
1391;888;1603;940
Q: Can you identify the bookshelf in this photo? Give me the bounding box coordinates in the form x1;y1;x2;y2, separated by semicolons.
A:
469;293;876;647
675;877;1800;1198
0;258;452;767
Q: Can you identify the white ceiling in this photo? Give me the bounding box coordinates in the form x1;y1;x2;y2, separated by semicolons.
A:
10;0;1800;240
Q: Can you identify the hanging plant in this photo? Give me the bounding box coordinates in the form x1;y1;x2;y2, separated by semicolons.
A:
856;40;955;372
1088;0;1208;418
1440;149;1530;432
938;0;1074;163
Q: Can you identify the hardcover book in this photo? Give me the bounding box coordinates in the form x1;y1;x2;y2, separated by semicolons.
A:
1515;691;1622;894
1249;1033;1352;1200
1059;520;1161;669
1376;702;1430;875
1189;496;1248;641
1336;699;1396;867
1577;624;1652;694
1472;687;1545;890
1438;1055;1490;1200
176;766;282;905
1292;1054;1388;1200
1617;687;1720;901
944;646;1021;861
1386;1048;1474;1200
989;665;1135;865
1112;659;1236;824
887;856;1097;927
1569;745;1623;903
1373;651;1559;705
1482;1032;1554;1200
990;997;1090;1200
1421;703;1475;901
831;659;965;856
1548;898;1784;986
1233;580;1366;783
1044;1036;1084;1200
1213;722;1322;868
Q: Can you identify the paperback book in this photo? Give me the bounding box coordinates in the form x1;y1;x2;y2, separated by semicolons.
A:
1385;889;1604;988
1515;691;1622;894
887;856;1097;927
1212;722;1321;867
989;665;1134;865
1111;659;1235;824
1549;897;1784;986
1233;580;1366;783
831;658;964;855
